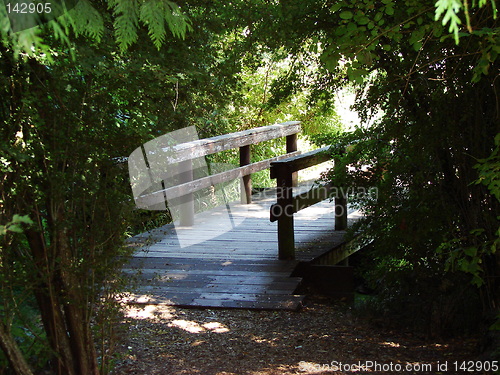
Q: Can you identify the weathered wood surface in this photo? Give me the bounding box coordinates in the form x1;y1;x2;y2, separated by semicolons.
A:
270;146;346;260
270;183;336;222
134;121;302;211
123;183;361;310
270;146;332;178
163;121;301;164
137;150;301;205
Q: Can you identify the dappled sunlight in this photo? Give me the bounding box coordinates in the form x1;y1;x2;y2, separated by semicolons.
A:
124;305;175;320
170;319;205;333
115;302;477;375
169;319;230;334
202;321;230;333
250;335;279;347
380;341;401;348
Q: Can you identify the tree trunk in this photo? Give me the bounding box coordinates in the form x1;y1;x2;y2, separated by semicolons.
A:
0;322;33;375
25;228;77;375
57;226;100;375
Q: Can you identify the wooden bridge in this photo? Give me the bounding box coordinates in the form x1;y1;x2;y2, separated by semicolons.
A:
123;122;364;310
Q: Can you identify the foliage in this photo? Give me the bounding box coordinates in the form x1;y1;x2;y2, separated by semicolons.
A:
279;0;500;333
435;0;498;43
0;37;142;372
0;1;197;373
437;133;500;293
475;133;500;202
1;2;496;374
0;215;33;236
0;0;191;57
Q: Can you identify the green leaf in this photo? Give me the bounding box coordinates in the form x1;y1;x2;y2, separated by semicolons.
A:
347;68;368;84
463;247;477;257
110;0;139;51
140;0;167;49
413;41;423;51
339;11;354;20
355;15;370;25
434;0;463;43
471;274;484;287
12;214;33;225
331;3;345;12
490;317;500;331
346;22;358;32
7;224;23;233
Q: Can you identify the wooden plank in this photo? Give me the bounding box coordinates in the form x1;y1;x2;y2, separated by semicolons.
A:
270;183;335;222
131;279;302;290
311;235;371;265
190;298;303;311
286;133;298;187
136;150;301;204
126;269;295;277
124;263;297;273
133;253;280;260
125;257;298;267
126;293;304;310
133;284;299;294
179;159;194;226
162;122;301;164
270;146;332;178
195;292;302;302
274;163;295;260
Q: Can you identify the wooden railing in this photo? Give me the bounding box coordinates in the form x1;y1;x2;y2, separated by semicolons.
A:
270;147;347;260
135;121;302;226
133;121;350;260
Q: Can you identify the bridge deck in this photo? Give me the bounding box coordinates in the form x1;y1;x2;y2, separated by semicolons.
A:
123;185;361;310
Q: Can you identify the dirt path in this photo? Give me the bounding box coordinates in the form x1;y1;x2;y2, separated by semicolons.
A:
112;293;486;375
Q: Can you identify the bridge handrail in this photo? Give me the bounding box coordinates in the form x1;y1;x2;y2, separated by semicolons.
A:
269;146;347;260
135;121;302;225
160;121;301;163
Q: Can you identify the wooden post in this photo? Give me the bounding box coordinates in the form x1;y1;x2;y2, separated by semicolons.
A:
274;165;295;260
179;159;194;226
286;133;298;187
334;158;348;230
240;145;251;204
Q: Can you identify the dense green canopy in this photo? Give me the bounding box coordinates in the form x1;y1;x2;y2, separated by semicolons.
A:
0;0;498;373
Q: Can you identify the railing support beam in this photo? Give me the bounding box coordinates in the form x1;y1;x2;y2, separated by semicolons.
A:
334;158;348;231
274;165;295;260
286;133;298;187
179;159;194;226
240;145;252;204
271;147;349;260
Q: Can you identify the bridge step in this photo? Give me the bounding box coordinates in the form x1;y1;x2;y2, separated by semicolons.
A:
122;257;304;311
122;188;363;311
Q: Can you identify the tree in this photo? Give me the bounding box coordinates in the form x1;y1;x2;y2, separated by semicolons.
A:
0;1;194;373
0;0;191;56
318;0;499;334
243;0;499;334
